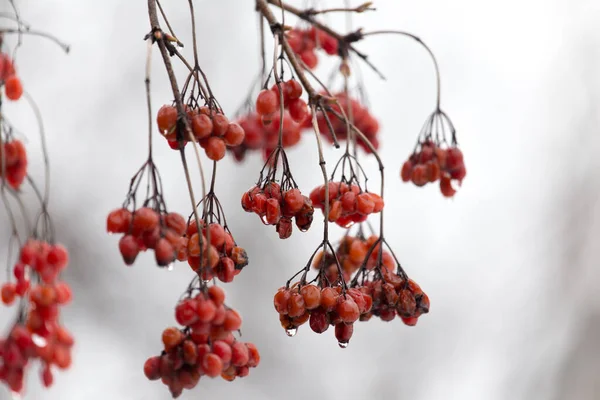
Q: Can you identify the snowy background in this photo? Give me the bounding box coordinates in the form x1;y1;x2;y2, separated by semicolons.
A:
1;0;599;399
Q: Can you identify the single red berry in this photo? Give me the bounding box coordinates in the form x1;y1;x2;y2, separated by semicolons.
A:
256;90;279;116
288;98;309;123
118;235;140;266
212;113;230;136
5;75;23;101
191;113;213;139
157;105;178;134
224;123;245;147
204;137;226;161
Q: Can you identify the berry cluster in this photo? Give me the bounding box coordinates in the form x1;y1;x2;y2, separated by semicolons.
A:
359;268;430;326
177;220;248;283
107;207;187;267
0;139;28;190
400;141;466;197
316;93;380;153
286;27;339;69
232;111;303;162
156;105;245;160
0;240;74;392
144;286;260;398
255;80;309;124
242;182;314;239
309;182;384;228
314;235;395;282
274;284;372;347
0;52;23;101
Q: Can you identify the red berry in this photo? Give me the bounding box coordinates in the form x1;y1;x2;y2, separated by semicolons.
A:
157;105;178;134
175;299;198;326
256;90;279;116
191;114;213;139
288;99;308;123
162;327;184;352
208;286;226;306
224;123;245;147
231;342;249;367
119;235;140;266
212;114;230;136
5;75;23;101
300;51;318;69
144;356;161;380
202;353;223;377
47;244;69;270
212;340;232;364
106;208;132;234
1;283;16;305
204;137;226;161
285;79;303;101
223;309;242;331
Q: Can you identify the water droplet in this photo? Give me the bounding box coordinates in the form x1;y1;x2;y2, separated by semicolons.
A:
32;334;47;347
285;328;297;337
338;341;349;348
167;264;174;271
260;214;270;225
12;391;22;400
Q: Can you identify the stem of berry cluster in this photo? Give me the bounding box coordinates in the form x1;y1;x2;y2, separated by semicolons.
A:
359;30;442;110
147;0;205;244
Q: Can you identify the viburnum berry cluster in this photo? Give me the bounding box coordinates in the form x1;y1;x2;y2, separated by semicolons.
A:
400;110;466;197
157;104;245;160
316;93;380;153
0;14;71;396
232;110;304;162
0;241;74;392
108;207;186;267
286;27;339;69
177;196;249;282
241;147;314;239
144;285;259;398
314;234;395;282
310;181;384;228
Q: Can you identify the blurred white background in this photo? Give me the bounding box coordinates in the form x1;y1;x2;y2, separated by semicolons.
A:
1;0;600;399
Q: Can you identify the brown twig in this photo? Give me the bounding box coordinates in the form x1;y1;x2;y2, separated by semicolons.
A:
305;2;375;16
147;0;206;247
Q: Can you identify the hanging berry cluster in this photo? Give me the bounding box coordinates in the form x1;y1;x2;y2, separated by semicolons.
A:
310;181;384;228
232;111;303;162
314;234;395;282
316;93;380;153
400;110;466;197
157;104;245;160
241;148;314;239
286;27;339;69
0;18;71;396
0;241;74;392
144;285;259;398
231;79;308;162
178;195;249;283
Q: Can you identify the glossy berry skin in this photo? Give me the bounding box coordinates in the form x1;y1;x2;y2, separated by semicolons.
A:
5;75;23;101
256;90;279;116
157;105;178;134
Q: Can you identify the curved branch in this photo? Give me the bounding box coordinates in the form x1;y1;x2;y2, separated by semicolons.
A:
360;30;442;110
